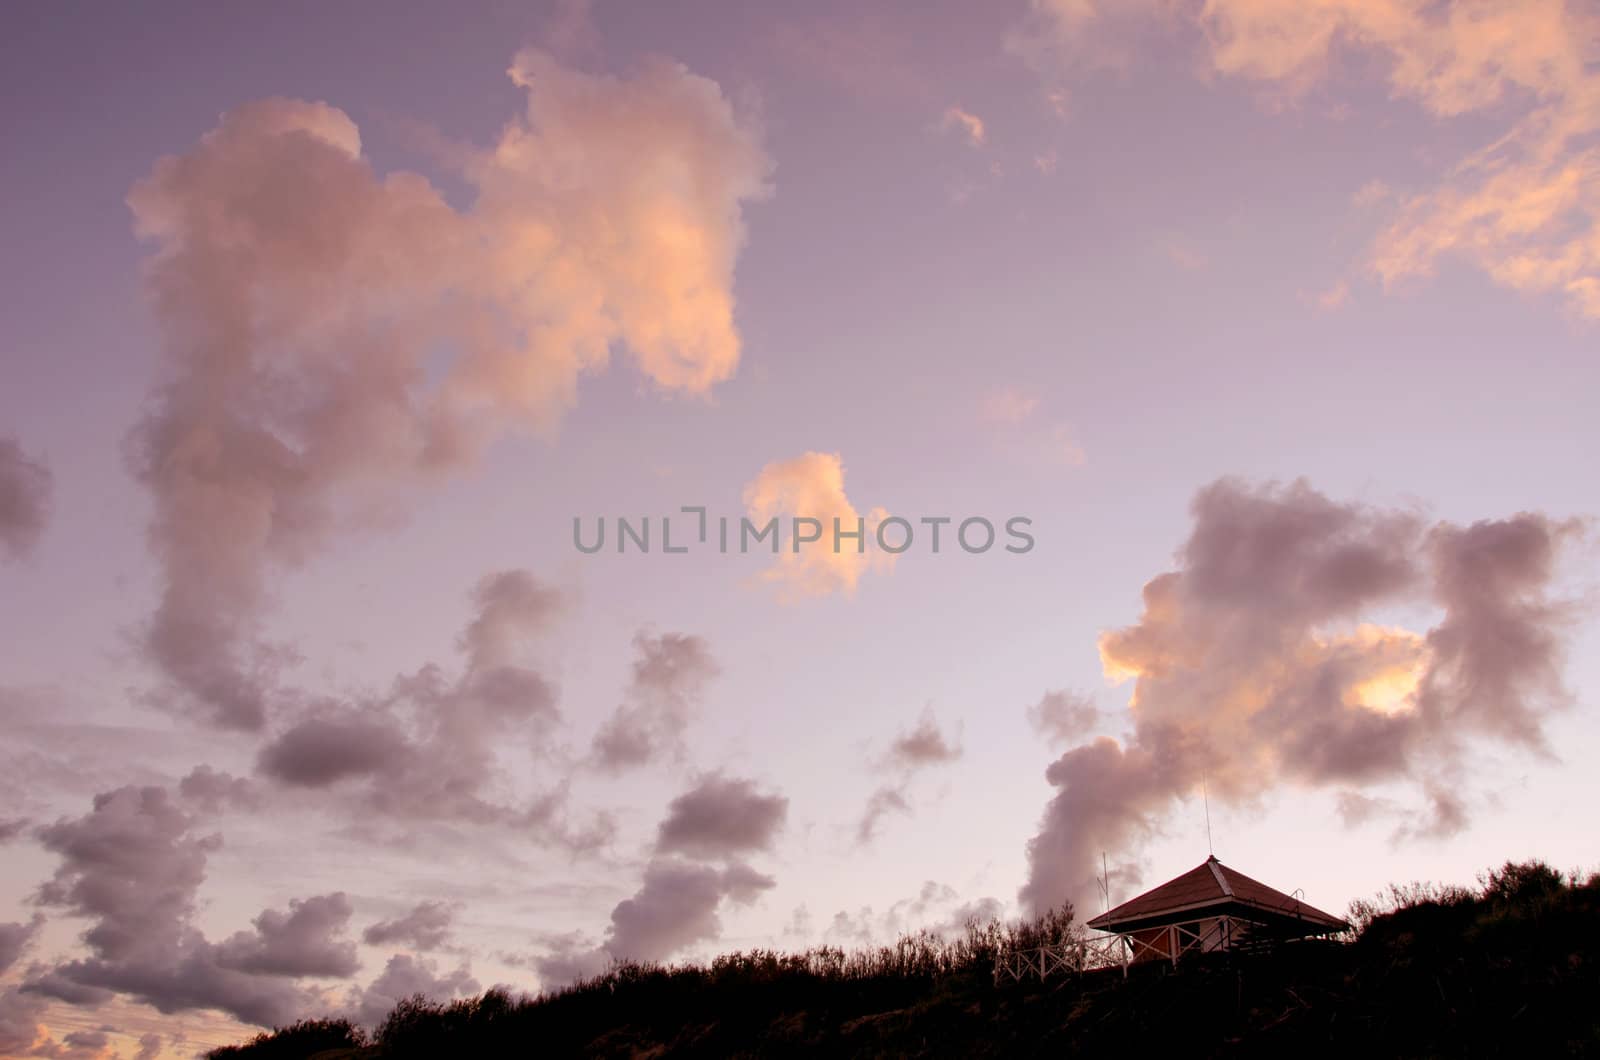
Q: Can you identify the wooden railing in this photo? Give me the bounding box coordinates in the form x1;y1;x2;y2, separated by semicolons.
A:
994;916;1266;984
991;935;1125;985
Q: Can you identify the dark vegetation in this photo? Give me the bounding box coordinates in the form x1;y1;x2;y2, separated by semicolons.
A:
209;860;1600;1058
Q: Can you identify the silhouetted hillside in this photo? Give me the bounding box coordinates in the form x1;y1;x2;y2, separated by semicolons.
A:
209;861;1600;1058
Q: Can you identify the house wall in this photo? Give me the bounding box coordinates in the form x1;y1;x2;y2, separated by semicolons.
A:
1125;917;1233;964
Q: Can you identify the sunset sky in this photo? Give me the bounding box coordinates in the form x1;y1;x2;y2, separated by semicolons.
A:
2;1;1598;1055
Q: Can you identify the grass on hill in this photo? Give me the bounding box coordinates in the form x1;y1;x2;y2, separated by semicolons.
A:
208;860;1600;1058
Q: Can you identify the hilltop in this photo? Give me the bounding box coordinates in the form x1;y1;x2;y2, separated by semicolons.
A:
209;860;1600;1058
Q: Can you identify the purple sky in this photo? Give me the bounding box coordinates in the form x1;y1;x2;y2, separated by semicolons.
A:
3;1;1598;1054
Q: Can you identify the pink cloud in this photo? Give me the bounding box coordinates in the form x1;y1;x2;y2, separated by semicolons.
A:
743;452;894;599
126;51;771;729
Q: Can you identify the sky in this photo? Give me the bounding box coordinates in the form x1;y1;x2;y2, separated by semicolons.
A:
1;0;1598;1054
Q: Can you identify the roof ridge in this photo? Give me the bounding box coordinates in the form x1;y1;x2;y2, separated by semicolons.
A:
1206;857;1233;896
1087;858;1349;933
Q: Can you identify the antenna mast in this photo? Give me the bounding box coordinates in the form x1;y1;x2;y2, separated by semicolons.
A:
1202;772;1214;857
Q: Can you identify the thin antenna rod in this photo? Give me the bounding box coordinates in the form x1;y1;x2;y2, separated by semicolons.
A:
1202;772;1214;857
1101;851;1110;914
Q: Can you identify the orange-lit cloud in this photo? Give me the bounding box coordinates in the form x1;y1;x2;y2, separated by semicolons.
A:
1200;0;1600;318
1022;477;1581;917
742;452;894;599
940;106;988;147
1014;0;1600;318
126;50;771;728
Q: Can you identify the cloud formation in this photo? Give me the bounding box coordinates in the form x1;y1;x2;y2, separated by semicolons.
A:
1209;0;1600;318
0;989;45;1058
1021;478;1581;916
126;49;770;729
1027;690;1101;747
855;787;913;846
534;774;782;988
362;901;456;952
213;893;360;979
823;880;1004;947
607;860;775;963
887;712;963;768
254;570;609;848
940;106;987;146
0;437;52;561
533;860;776;988
591;632;720;771
177;766;261;813
1014;1;1600;318
655;774;789;858
27;786;339;1026
347;954;478;1030
858;709;964;843
743;452;894;599
0;915;43;975
1005;0;1167;81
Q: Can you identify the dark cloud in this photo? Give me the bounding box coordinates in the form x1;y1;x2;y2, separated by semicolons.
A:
348;954;478;1030
0;818;29;842
32;1028;111;1058
18;971;112;1007
591;632;719;771
1027;690;1100;747
1335;790;1397;828
855;785;911;844
34;787;214;964
1019;737;1170;918
0;437;52;562
0;988;44;1058
214;893;360;978
528;933;607;989
534;859;775;988
1397;782;1471;842
251;571;608;849
655;775;788;859
856;709;962;844
362;901;455;951
26;785;358;1027
1417;515;1579;745
605;859;774;962
177;766;261;813
887;710;962;767
459;571;565;667
257;713;412;788
1336;783;1471;844
1021;478;1582;917
0;915;43;975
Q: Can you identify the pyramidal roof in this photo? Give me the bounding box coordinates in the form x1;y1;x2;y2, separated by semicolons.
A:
1085;855;1347;934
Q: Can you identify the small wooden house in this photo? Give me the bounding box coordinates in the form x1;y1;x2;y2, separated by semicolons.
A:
1086;855;1348;966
